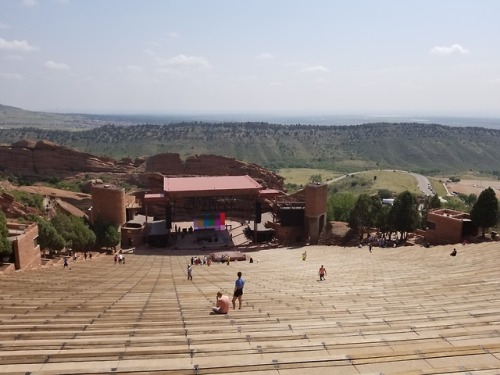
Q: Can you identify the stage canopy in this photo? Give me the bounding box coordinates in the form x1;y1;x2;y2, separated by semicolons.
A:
162;175;263;198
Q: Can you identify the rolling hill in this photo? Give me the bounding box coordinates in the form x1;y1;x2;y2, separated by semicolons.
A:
1;104;500;176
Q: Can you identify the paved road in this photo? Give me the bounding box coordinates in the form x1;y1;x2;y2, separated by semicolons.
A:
409;172;433;196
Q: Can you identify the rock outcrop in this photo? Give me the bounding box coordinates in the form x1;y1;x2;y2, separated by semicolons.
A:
0;192;40;219
0;140;133;177
142;153;284;190
0;140;284;190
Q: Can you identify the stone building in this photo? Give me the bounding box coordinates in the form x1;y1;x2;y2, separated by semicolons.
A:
90;183;127;227
90;182;141;249
425;208;478;245
270;183;328;245
304;183;328;245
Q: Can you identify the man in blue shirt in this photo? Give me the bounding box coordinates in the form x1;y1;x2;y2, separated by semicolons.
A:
232;271;245;310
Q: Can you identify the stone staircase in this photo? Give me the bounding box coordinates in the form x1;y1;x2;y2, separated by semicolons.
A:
0;242;499;374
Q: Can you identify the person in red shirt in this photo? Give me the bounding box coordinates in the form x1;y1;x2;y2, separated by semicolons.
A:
318;265;327;281
212;292;230;314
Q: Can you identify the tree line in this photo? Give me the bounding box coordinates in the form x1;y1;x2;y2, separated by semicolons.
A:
0;213;120;263
330;187;499;241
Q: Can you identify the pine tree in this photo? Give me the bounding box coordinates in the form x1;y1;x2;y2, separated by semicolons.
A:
470;187;499;237
389;191;420;240
0;211;12;262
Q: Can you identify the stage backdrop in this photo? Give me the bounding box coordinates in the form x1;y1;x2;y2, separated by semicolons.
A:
193;212;226;230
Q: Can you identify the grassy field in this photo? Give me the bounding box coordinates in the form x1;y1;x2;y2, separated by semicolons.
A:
428;177;448;197
328;170;421;196
281;169;432;196
278;168;341;186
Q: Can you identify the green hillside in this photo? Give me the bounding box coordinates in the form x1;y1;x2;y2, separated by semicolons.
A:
0;105;500;176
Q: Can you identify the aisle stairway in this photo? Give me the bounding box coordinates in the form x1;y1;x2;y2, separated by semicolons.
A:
0;242;499;374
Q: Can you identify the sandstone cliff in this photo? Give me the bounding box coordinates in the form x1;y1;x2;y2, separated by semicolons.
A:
0;140;284;191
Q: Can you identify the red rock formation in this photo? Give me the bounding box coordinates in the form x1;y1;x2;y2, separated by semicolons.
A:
0;140;133;177
141;153;184;175
0;140;285;190
0;192;40;219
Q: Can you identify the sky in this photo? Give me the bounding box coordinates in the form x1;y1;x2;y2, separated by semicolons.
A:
1;0;500;117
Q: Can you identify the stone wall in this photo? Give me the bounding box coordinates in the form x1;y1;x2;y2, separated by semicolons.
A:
426;209;466;245
10;222;41;271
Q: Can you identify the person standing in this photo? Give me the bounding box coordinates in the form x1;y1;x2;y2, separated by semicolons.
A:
187;264;193;281
232;271;245;310
318;265;327;281
212;292;230;314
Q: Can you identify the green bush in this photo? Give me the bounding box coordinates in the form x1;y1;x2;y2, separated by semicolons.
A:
10;191;44;210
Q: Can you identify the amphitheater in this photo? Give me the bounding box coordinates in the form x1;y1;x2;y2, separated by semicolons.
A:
1;241;500;374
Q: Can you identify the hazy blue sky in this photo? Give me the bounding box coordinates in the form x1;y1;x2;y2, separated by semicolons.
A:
1;0;499;116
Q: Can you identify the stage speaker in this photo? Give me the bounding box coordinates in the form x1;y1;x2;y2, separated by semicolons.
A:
280;207;305;227
255;201;262;223
165;205;172;229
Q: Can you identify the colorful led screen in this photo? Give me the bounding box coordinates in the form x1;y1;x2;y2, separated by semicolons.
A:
193;212;226;230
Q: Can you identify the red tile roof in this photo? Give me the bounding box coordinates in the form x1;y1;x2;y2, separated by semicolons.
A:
164;175;262;193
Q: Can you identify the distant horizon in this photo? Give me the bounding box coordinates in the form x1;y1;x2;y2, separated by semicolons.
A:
4;102;500;129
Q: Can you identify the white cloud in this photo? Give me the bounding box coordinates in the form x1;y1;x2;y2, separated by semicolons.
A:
299;65;330;73
44;60;70;70
0;37;38;52
256;52;274;60
158;54;209;68
0;72;22;80
430;43;470;56
167;32;179;39
22;0;38;7
0;22;10;30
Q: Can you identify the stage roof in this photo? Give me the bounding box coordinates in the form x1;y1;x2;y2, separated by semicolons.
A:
163;175;263;197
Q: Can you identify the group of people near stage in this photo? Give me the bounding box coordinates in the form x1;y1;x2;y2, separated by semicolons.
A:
212;271;245;314
191;256;211;266
114;253;126;264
